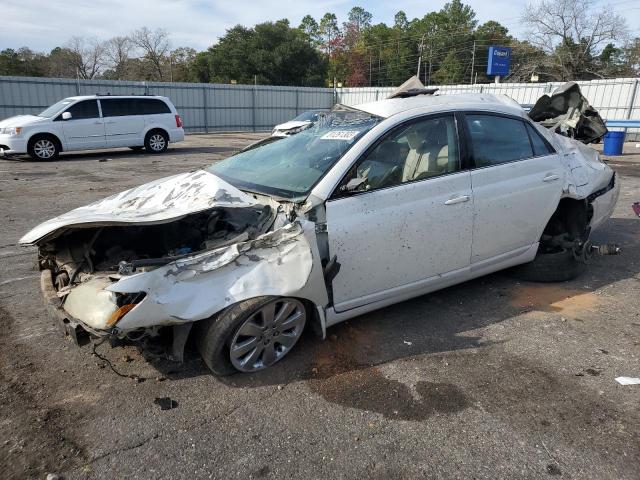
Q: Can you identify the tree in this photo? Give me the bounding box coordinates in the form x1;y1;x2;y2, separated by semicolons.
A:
522;0;628;80
65;36;107;79
169;47;197;82
319;13;341;55
206;20;327;86
394;11;408;30
105;36;134;80
347;7;373;34
299;15;320;46
131;27;170;80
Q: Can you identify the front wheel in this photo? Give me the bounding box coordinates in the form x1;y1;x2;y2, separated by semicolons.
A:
196;297;307;375
144;130;168;153
28;136;59;161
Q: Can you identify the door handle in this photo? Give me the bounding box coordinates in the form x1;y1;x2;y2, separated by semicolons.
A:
444;195;470;205
93;121;103;125
543;174;560;182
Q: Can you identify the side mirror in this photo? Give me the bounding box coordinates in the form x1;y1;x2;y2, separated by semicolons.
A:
61;111;72;120
340;176;367;193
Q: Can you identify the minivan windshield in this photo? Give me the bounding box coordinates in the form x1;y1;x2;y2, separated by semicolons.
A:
208;108;380;199
38;99;73;118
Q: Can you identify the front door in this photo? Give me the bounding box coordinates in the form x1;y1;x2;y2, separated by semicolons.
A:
59;100;106;150
462;113;565;263
325;114;473;312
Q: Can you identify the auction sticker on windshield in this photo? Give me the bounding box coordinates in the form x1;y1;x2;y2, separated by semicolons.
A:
321;130;359;141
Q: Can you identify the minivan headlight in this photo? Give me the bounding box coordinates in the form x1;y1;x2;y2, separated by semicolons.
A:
0;127;22;136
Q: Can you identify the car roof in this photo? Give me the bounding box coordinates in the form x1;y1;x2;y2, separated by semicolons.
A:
353;93;526;119
64;95;169;101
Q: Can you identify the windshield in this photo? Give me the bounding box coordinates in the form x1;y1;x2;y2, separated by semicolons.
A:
292;110;327;122
38;98;74;118
209;109;380;199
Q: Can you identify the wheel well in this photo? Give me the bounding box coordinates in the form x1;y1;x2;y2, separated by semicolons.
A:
145;128;168;141
541;198;590;242
28;133;63;152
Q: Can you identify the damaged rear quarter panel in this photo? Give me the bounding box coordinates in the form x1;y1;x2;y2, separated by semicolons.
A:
106;219;328;330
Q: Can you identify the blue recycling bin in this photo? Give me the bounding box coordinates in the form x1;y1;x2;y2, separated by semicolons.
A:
603;131;625;156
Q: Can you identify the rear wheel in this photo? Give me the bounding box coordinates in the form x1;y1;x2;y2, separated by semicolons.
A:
28;135;59;161
144;130;168;153
196;296;307;375
513;248;584;282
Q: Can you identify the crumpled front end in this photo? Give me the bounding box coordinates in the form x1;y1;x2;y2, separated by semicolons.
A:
23;170;328;347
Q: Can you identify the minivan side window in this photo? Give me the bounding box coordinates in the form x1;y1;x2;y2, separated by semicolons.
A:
465;114;534;167
526;122;555;156
100;99;137;117
100;98;171;117
138;99;171;114
61;100;99;120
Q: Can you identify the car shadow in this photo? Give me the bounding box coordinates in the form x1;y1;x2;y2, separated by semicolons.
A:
148;216;639;397
0;145;237;163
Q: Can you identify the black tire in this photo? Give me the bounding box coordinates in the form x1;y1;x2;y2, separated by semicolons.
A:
513;248;584;282
28;135;60;161
129;146;144;152
144;129;168;153
195;296;307;376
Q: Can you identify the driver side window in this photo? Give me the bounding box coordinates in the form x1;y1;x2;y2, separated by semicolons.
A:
339;114;460;194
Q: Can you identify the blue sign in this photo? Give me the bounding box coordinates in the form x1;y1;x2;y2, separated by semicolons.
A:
487;46;511;77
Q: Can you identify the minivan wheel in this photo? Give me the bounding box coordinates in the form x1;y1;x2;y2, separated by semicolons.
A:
28;135;59;161
513;248;584;282
196;296;307;375
144;130;168;153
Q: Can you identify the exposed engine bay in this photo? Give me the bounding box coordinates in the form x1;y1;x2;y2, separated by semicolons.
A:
38;204;274;294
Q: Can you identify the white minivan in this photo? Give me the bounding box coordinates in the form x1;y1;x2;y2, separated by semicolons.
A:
0;95;185;160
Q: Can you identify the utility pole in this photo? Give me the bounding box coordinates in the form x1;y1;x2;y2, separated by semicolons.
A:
470;40;476;85
428;45;433;86
417;33;427;79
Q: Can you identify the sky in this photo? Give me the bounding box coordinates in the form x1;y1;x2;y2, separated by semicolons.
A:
1;0;638;53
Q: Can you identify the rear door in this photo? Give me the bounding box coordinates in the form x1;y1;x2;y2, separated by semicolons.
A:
463;113;564;263
58;100;105;150
100;98;146;147
325;113;473;312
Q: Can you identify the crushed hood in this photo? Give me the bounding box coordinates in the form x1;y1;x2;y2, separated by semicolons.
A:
20;170;262;245
528;82;607;144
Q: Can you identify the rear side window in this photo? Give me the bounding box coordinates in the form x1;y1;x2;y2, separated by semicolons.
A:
64;100;99;120
100;98;137;117
526;123;555;156
465;114;534;167
138;99;171;114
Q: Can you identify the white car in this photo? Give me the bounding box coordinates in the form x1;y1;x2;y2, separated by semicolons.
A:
0;95;185;160
272;109;329;137
20;93;619;375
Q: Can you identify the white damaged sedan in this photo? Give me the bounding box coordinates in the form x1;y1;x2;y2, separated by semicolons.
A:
20;92;619;374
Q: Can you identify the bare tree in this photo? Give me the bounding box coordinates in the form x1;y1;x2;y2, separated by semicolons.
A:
522;0;628;80
105;36;134;79
131;27;170;80
65;36;107;79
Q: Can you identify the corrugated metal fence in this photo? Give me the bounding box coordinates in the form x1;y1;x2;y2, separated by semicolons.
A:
0;76;335;133
339;78;640;138
1;75;638;136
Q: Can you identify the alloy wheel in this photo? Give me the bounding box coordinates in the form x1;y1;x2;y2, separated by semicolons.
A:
149;134;166;151
34;139;55;159
229;298;306;372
